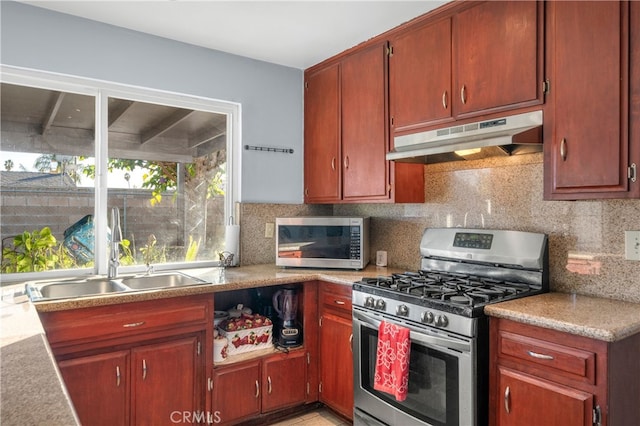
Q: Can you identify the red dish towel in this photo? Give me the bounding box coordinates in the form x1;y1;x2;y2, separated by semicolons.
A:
374;320;411;401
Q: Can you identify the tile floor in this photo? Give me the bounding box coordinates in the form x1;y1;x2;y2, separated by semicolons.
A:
268;407;351;426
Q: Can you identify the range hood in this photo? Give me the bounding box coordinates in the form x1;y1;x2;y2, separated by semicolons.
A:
387;110;543;163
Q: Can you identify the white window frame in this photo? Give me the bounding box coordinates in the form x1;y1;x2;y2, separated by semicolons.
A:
0;65;241;283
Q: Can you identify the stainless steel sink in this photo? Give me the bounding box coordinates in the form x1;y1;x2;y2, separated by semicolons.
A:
121;272;207;290
26;272;208;302
27;278;127;301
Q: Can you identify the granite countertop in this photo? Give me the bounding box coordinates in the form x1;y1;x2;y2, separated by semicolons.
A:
0;296;80;426
484;292;640;342
4;265;640;425
0;264;396;425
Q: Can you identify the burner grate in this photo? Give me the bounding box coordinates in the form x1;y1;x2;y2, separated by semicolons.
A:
359;269;535;309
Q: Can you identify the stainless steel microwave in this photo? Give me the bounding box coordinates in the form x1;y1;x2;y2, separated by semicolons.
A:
275;217;370;270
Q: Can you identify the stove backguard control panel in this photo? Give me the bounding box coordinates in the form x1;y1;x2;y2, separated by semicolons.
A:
453;232;493;250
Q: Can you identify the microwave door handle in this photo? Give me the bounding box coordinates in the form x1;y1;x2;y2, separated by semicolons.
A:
353;310;470;353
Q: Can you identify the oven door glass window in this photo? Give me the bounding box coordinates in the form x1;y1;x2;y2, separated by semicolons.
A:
360;325;459;426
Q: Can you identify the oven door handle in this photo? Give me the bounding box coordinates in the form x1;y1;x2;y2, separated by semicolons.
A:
353;310;471;353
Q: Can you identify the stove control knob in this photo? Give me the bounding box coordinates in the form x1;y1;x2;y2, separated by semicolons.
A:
421;311;434;324
364;296;375;308
435;314;449;327
396;304;409;316
375;299;386;310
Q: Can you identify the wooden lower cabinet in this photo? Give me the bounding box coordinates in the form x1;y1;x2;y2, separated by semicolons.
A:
211;359;262;424
212;350;307;425
59;334;203;426
318;281;353;420
59;350;130;426
319;313;353;419
262;351;307;412
40;294;213;426
490;318;640;426
496;367;593;426
132;337;202;426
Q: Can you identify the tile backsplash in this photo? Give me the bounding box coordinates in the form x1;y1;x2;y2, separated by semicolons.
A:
240;153;640;303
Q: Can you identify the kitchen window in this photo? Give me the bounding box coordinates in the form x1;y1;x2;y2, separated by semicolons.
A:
0;67;240;283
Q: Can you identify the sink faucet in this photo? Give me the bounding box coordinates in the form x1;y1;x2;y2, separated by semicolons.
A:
108;207;123;279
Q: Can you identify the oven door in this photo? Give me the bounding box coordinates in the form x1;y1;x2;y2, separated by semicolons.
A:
353;308;476;426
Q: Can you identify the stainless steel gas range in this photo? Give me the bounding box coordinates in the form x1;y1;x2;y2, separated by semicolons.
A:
352;228;549;426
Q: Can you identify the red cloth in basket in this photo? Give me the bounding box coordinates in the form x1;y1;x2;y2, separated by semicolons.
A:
373;320;411;401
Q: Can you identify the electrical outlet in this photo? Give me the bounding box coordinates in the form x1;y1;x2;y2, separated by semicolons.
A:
624;231;640;260
265;222;275;238
376;250;388;267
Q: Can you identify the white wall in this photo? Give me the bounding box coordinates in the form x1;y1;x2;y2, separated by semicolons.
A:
0;1;303;203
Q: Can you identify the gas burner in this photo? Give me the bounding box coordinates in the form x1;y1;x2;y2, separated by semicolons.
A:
358;268;541;311
362;276;393;288
448;294;472;305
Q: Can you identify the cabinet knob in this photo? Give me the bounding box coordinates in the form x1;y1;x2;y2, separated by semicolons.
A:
331;157;336;171
142;359;147;380
267;376;272;394
560;138;567;161
255;380;260;398
460;85;467;104
442;90;448;109
116;365;121;387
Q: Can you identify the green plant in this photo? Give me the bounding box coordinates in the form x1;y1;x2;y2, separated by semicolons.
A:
184;236;201;262
1;227;77;273
118;239;136;266
139;234;166;265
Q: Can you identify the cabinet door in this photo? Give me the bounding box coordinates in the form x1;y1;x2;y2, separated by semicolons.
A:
304;64;341;203
262;351;307;412
497;367;593;426
212;360;261;425
132;336;201;426
59;351;130;426
455;1;541;117
545;1;631;199
319;313;354;420
390;18;453;132
341;42;390;201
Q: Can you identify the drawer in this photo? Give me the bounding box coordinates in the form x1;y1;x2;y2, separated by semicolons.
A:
40;295;211;346
498;330;596;384
320;282;352;314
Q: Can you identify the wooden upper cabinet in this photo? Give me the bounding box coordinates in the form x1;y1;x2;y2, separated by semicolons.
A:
388;0;543;136
304;64;341;203
304;42;424;204
341;42;390;201
455;1;542;118
389;17;453;133
544;1;638;199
